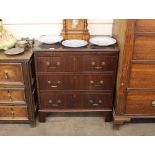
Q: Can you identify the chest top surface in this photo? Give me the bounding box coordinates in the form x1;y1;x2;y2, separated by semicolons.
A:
33;40;119;53
0;48;33;61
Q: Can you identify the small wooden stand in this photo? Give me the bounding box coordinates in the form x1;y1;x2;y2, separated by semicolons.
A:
61;19;90;41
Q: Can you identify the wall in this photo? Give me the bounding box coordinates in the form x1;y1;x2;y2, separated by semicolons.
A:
3;19;113;39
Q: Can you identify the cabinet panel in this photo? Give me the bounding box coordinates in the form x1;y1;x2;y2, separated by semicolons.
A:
136;19;155;32
129;64;155;89
133;36;155;60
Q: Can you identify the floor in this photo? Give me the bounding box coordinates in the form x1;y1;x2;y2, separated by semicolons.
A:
0;113;155;136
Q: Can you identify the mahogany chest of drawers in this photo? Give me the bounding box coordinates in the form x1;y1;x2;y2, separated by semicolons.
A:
113;19;155;126
0;48;37;126
34;43;119;122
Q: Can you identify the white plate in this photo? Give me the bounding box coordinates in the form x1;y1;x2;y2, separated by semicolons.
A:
4;48;25;55
39;35;63;44
62;39;88;48
89;36;116;46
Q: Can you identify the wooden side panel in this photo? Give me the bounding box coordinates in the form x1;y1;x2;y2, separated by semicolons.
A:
112;19;136;114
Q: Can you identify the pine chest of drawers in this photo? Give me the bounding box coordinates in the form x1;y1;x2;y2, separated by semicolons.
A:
0;48;37;126
34;43;119;122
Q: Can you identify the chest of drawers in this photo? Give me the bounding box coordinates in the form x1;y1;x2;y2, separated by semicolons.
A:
113;19;155;126
34;43;119;122
0;48;37;126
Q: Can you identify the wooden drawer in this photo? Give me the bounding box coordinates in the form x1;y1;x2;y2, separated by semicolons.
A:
129;64;155;89
126;91;155;115
0;106;28;120
0;89;25;104
77;55;116;72
36;56;75;72
133;36;155;60
38;74;113;91
40;93;73;109
0;63;23;84
82;93;112;109
40;92;112;110
136;20;155;32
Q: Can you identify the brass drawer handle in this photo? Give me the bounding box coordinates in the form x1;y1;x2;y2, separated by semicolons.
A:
46;61;60;69
46;61;50;66
11;111;14;117
49;99;62;107
4;71;8;79
91;61;106;69
98;100;103;103
92;103;99;106
48;100;53;103
152;101;155;107
52;103;59;107
90;80;104;87
89;99;94;103
91;61;96;66
101;61;106;66
51;85;58;88
47;80;61;88
94;66;102;70
57;99;62;104
7;90;12;101
89;99;101;106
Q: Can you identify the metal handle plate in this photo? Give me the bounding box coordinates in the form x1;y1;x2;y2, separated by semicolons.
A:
94;66;102;70
4;71;8;79
92;103;99;106
152;100;155;107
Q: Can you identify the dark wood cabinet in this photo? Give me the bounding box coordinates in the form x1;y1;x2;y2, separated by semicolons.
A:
113;19;155;125
0;48;37;126
34;42;119;122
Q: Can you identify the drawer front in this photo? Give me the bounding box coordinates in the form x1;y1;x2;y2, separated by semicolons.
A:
0;106;28;119
82;93;112;109
0;89;25;104
40;93;73;109
36;56;75;72
136;20;155;32
40;92;112;110
133;36;155;60
77;55;116;72
129;64;155;89
126;91;155;114
0;63;23;84
38;74;113;91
